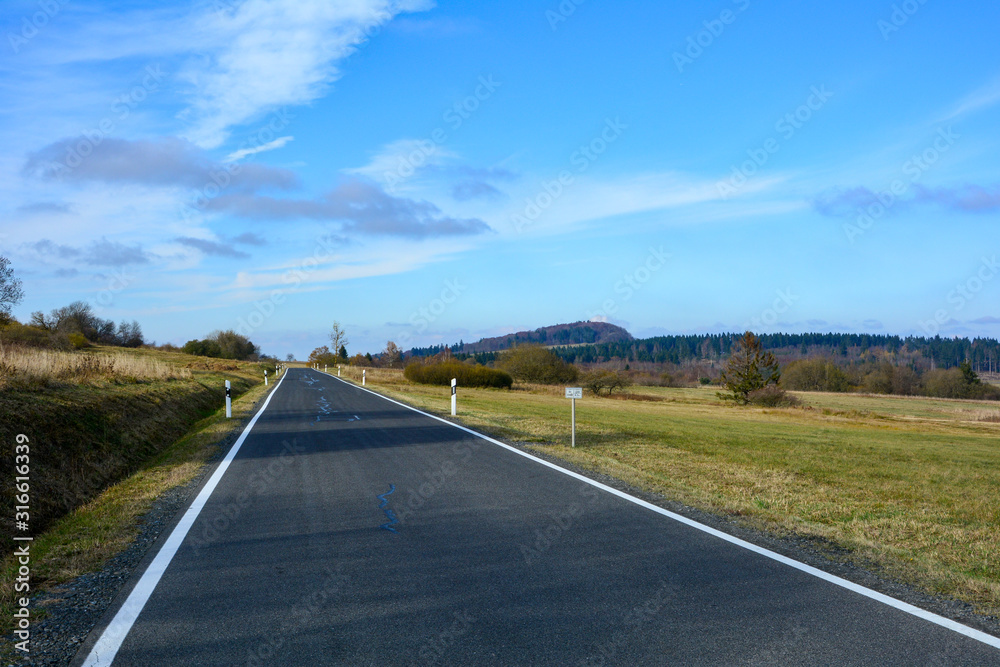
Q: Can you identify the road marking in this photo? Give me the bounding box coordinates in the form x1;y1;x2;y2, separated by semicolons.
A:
81;371;289;667
378;484;399;533
334;375;1000;651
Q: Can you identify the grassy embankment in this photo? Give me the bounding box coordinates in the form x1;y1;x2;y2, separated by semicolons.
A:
339;366;1000;618
0;344;275;642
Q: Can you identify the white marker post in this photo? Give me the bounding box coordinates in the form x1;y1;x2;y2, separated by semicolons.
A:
264;370;268;386
225;380;232;419
363;369;366;386
451;378;457;416
324;365;327;373
338;366;341;377
565;387;582;447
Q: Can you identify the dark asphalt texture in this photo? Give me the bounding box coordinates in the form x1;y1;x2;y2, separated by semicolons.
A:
79;368;1000;665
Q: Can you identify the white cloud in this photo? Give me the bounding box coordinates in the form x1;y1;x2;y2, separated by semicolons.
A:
178;0;435;148
940;76;1000;122
225;135;294;162
346;138;458;190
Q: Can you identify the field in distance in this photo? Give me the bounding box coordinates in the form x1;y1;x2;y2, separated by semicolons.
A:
340;367;1000;619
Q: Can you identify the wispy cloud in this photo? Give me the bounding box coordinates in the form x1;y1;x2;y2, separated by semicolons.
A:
940;77;1000;121
29;237;152;266
225;136;294;162
15;202;72;215
914;184;1000;212
346;138;458;186
175;236;250;259
23;136;298;190
178;0;435;148
232;232;266;246
813;183;1000;217
205;178;491;238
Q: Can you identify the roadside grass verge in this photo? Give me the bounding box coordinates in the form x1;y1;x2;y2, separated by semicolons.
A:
0;343;192;390
343;369;1000;618
1;348;266;550
0;375;275;642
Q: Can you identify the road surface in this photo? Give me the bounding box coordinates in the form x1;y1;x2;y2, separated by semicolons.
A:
77;368;1000;665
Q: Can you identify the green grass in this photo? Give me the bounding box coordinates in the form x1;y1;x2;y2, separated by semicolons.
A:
344;368;1000;617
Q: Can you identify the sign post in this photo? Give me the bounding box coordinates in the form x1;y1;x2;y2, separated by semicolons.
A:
264;370;268;386
363;369;366;386
225;380;232;419
338;366;341;377
565;387;582;447
451;378;457;416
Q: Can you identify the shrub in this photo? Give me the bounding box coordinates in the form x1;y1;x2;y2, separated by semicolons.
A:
182;330;259;361
747;384;799;407
495;345;579;384
581;369;632;395
782;358;851;392
0;321;57;349
404;360;512;389
67;332;90;349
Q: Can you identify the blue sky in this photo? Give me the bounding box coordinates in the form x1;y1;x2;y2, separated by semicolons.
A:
1;0;999;358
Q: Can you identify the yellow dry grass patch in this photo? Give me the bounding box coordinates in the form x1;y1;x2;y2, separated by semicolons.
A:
0;343;191;387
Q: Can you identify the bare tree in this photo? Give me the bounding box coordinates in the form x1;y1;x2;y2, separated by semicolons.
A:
329;321;349;358
383;340;403;368
0;256;25;321
29;311;52;329
286;353;295;362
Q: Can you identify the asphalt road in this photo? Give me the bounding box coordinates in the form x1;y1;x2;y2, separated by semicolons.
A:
77;368;1000;665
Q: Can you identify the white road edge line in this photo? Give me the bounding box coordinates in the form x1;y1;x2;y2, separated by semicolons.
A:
81;371;289;667
332;373;1000;651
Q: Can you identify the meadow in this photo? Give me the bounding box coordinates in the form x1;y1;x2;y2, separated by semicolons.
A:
341;367;1000;617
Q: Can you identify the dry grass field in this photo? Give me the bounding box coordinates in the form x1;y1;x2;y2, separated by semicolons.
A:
341;367;1000;617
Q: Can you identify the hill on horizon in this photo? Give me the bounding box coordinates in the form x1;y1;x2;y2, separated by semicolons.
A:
408;321;633;356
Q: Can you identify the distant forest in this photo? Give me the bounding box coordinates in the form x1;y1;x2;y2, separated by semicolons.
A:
410;332;1000;374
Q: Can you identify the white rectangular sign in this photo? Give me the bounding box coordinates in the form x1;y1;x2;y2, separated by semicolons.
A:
565;387;583;399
